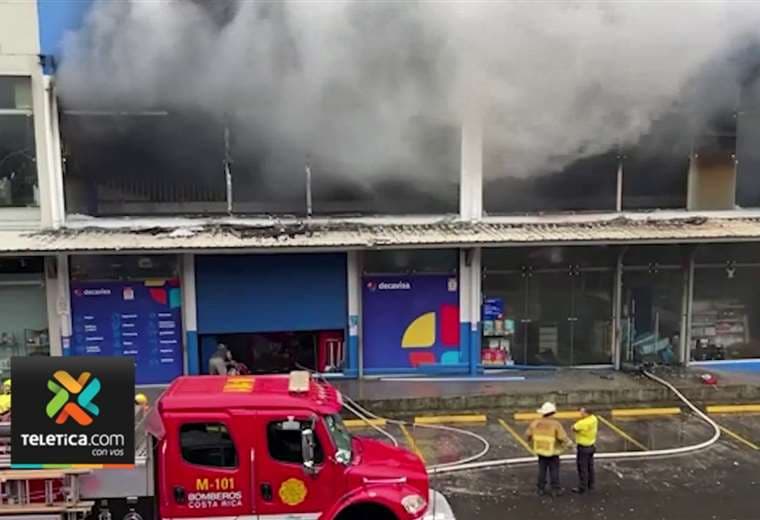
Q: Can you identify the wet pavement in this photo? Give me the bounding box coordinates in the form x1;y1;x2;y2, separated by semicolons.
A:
349;411;760;519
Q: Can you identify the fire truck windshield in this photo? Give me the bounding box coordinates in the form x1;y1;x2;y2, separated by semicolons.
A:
324;414;352;464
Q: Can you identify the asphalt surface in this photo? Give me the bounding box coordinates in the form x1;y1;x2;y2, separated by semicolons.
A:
350;411;760;520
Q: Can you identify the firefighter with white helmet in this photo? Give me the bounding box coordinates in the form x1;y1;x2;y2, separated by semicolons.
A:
525;401;570;497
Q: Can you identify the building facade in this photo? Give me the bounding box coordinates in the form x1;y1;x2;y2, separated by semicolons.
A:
2;1;760;384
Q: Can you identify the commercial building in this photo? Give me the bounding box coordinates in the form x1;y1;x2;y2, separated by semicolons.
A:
2;1;760;384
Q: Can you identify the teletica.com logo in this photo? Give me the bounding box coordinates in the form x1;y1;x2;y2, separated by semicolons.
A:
46;371;101;426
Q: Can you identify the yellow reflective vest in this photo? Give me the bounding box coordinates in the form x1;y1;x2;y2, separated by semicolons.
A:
0;394;11;415
573;415;598;447
526;417;569;456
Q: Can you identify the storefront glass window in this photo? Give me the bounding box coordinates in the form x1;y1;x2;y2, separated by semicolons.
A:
71;254;179;281
691;267;760;361
482;248;614;366
363;249;458;274
0;77;38;208
622;245;689;267
483;246;618;270
0;257;49;378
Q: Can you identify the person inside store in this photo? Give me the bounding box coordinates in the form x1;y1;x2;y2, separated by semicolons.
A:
525;401;570;497
208;342;235;375
571;407;598;494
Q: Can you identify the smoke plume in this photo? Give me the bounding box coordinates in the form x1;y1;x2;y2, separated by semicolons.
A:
57;0;760;207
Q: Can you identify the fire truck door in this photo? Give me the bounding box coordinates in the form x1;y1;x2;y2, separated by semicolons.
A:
160;412;255;519
255;413;338;518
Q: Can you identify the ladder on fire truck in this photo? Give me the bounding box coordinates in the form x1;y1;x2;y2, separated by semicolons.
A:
0;401;155;520
0;468;94;520
0;420;95;520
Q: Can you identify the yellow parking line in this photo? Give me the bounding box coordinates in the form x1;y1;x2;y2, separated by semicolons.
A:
611;407;681;418
414;414;488;425
718;425;760;451
498;418;534;455
707;404;760;414
598;415;648;451
344;418;387;429
514;411;583;421
399;423;426;463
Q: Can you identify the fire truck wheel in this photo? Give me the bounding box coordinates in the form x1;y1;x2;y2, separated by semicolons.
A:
335;503;397;520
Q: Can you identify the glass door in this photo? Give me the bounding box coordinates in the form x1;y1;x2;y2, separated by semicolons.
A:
571;270;614;365
621;269;683;364
525;271;573;365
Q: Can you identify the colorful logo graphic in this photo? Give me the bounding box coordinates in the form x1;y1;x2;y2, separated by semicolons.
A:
46;370;101;426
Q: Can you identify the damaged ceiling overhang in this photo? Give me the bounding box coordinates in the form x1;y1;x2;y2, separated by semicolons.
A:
2;212;760;255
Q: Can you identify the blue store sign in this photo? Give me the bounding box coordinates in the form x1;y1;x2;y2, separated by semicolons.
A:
70;279;183;384
362;275;460;371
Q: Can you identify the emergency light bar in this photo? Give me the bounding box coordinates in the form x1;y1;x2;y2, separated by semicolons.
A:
288;371;310;393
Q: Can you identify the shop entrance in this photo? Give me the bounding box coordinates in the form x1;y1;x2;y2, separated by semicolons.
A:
199;330;344;375
621;269;683;365
483;269;614;366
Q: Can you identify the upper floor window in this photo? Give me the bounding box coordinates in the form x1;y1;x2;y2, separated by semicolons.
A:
0;77;38;208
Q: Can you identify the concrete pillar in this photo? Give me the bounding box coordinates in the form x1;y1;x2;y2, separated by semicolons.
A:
347;251;361;378
460;112;483;221
44;256;61;355
460;248;482;375
31;68;54;228
181;254;199;375
46;254;72;356
43;76;65;228
616;158;624;212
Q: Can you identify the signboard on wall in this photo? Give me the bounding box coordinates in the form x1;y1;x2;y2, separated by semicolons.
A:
362;275;460;371
70;279;183;384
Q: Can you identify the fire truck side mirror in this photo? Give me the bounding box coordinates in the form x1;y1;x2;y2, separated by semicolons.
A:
301;428;316;475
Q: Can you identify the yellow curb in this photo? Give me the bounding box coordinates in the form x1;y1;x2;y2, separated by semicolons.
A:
514;411;583;421
344;419;387;428
611;407;681;418
707;404;760;414
598;415;648;451
399;424;425;463
414;415;488;425
497;418;534;455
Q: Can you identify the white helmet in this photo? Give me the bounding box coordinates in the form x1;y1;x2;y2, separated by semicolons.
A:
537;402;557;416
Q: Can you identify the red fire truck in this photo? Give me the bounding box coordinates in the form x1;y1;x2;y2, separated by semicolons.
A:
74;372;455;520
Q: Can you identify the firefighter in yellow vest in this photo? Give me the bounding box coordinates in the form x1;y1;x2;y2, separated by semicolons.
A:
525;401;570;496
0;379;11;418
572;407;598;494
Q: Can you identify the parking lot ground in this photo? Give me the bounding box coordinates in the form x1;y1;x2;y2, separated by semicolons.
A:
609;413;714;450
708;413;760;451
348;408;760;519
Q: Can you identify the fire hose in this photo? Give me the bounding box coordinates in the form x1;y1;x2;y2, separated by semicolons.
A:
339;370;722;475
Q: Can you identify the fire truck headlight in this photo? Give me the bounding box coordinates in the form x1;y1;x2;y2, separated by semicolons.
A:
401;494;427;515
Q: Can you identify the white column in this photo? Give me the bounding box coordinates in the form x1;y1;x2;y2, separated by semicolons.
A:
181;254;198;375
347;251;361;377
45;254;72;356
460;111;483;221
31;69;54;228
44;257;61;356
44;76;65;228
459;248;482;374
